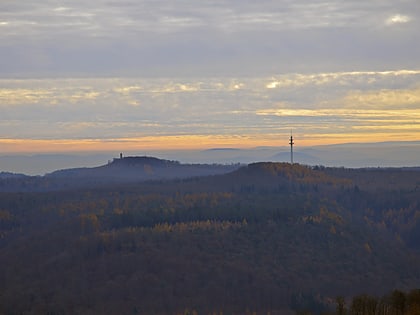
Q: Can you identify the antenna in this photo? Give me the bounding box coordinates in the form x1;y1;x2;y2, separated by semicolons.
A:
289;131;294;164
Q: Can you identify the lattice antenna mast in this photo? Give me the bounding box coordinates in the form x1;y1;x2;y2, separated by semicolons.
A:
289;131;294;164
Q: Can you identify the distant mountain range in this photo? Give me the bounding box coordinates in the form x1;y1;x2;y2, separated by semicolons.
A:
0;140;419;175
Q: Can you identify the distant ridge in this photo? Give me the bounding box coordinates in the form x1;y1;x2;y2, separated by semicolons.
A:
312;140;420;149
47;156;238;180
203;148;241;152
0;156;242;192
0;171;27;179
109;156;180;167
1;140;419;175
270;151;321;164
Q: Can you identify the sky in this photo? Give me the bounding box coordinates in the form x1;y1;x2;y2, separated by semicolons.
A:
1;0;419;153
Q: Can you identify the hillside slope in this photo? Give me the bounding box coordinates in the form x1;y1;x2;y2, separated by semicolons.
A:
0;162;419;314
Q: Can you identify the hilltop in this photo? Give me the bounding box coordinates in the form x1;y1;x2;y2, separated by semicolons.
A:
48;156;240;180
0;156;240;192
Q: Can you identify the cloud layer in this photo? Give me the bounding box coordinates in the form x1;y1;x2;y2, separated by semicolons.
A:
1;70;419;151
1;0;419;76
0;1;419;152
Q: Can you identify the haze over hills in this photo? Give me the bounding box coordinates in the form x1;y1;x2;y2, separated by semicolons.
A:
1;141;419;175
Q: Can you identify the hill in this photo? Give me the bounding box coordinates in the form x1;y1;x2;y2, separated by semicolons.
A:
2;141;419;175
0;171;27;179
48;156;240;180
0;161;420;314
0;156;240;192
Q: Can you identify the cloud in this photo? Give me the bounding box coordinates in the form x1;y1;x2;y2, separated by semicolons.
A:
386;14;411;25
1;1;419;77
1;69;419;150
256;108;420;121
265;70;420;90
343;88;420;109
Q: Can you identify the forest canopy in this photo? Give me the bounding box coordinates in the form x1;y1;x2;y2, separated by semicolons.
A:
0;161;419;314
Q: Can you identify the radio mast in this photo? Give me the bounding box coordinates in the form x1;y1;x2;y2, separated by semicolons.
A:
289;131;294;164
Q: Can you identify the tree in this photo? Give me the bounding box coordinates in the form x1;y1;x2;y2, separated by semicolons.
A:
391;290;406;315
336;296;346;315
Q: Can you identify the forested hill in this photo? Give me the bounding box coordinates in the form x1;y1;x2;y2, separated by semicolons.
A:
0;156;241;191
48;156;240;181
0;162;420;314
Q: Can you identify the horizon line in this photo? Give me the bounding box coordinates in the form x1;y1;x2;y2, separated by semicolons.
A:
1;139;419;156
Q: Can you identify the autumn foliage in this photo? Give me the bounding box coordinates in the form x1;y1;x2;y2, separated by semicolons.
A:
0;162;419;314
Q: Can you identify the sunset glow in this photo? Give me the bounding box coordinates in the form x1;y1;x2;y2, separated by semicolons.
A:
1;1;419;155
